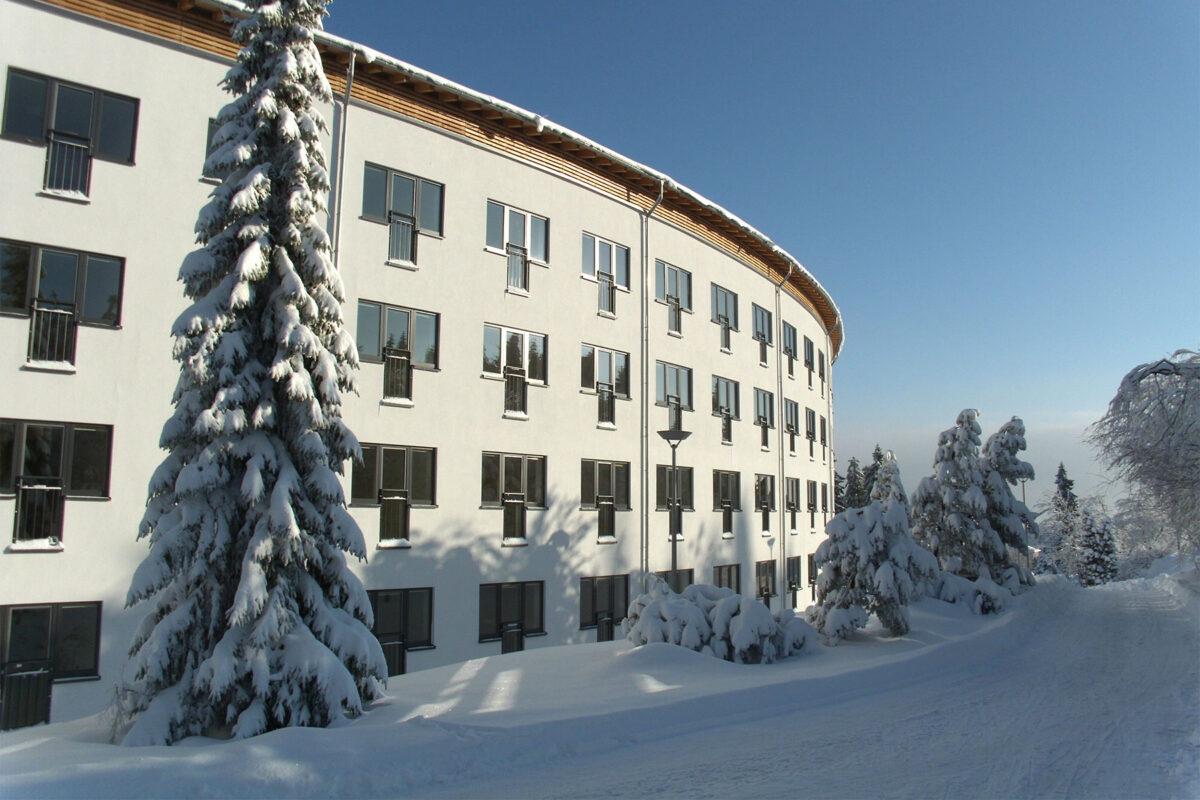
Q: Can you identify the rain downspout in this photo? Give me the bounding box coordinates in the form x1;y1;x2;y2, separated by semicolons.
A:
640;179;665;576
773;263;794;607
330;54;355;269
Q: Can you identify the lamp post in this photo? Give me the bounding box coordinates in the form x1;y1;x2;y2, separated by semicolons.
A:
657;428;691;590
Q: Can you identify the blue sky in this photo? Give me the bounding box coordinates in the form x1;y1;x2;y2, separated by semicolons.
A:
323;0;1198;505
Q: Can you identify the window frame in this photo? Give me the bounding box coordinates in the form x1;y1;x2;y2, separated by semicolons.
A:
653;259;693;311
478;580;545;641
1;418;112;499
361;162;445;235
712;563;741;594
655;360;694;411
751;303;773;345
351;443;437;507
580;344;631;399
753;388;775;429
654;568;695;594
367;587;435;676
580;232;630;290
654;464;695;511
754;474;776;512
483;323;549;385
0;601;102;681
0;238;125;327
355;299;440;369
486;200;549;263
755;560;778;600
711;375;740;420
710;283;739;330
580;459;632;511
579;574;630;629
2;68;139;165
480;451;547;509
712;469;741;512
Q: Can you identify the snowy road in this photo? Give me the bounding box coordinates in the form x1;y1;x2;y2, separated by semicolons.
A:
1;572;1197;799
418;575;1200;799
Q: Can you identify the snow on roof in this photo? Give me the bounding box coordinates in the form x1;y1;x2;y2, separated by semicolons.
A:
201;0;844;356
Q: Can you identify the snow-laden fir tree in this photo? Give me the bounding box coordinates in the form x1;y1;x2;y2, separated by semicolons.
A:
833;467;847;513
807;454;935;642
1037;463;1080;575
114;0;386;745
861;445;885;500
1075;509;1118;586
910;410;1007;579
981;417;1038;588
842;456;867;510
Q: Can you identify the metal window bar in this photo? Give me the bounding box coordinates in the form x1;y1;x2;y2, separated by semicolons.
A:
44;131;91;195
718;314;731;350
382;347;412;401
758;337;769;364
758;414;769;448
387;211;417;263
598;273;615;314
13;476;65;543
378;488;410;543
667;294;681;334
502;492;526;540
27;301;77;364
667;395;682;432
597;382;615;425
0;659;53;731
786;352;794;377
720;409;732;443
597;495;615;539
504;366;527;414
506;243;529;291
721;500;733;535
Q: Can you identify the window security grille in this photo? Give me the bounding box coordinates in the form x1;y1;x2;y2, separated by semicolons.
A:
758;413;769;448
721;500;733;535
758;337;769;364
598;273;615;315
720;408;732;444
718;314;731;351
504;366;527;414
382;347;412;401
44;132;91;195
597;382;615;425
502;492;526;540
27;301;76;364
597;495;615;539
667;294;681;334
506;243;529;292
668;395;682;432
13;476;64;543
387;211;417;263
378;488;410;543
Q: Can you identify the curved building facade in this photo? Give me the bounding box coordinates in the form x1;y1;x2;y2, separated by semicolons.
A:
0;0;841;724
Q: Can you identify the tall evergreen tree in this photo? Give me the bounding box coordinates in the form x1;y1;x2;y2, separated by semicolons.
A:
1037;463;1080;575
870;453;939;599
981;417;1039;586
115;0;385;745
1076;509;1118;586
911;410;1006;579
833;467;847;514
842;456;866;509
861;445;885;499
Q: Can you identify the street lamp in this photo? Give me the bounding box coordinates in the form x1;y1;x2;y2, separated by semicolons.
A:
657;428;691;591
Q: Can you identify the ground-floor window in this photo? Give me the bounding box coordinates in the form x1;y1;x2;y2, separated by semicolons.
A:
712;563;741;594
0;601;100;680
654;568;694;594
367;588;433;676
479;581;544;642
579;574;629;629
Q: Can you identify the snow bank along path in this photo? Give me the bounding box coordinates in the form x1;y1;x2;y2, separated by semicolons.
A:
0;572;1196;799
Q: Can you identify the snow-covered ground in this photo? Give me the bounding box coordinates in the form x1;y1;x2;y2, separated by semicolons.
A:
2;568;1197;799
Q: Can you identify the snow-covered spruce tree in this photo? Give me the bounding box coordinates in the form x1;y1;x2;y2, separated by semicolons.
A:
861;445;885;500
842;456;867;510
808;455;934;642
1037;463;1080;575
114;0;385;745
833;467;847;514
870;453;939;601
1089;348;1200;554
1076;509;1118;586
981;417;1038;588
910;410;1006;580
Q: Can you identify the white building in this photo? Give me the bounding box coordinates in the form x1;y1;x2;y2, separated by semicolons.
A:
0;0;843;728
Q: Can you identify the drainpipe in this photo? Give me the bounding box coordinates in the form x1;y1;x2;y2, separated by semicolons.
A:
639;179;665;577
330;54;356;270
773;263;794;609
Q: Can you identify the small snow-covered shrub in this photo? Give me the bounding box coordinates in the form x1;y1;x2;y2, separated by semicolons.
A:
623;577;812;663
934;569;1010;615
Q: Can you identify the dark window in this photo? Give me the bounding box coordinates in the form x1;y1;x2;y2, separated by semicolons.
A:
819;351;827;383
713;564;741;593
355;300;439;368
782;322;798;376
654;568;694;594
2;69;138;164
713;470;740;511
711;376;740;419
579;574;629;628
0;602;101;680
822;483;829;513
755;474;776;512
756;560;777;600
486;201;548;262
483;324;548;383
481;452;546;508
654;361;693;410
580;344;630;398
804;336;815;371
479;581;544;641
580;459;631;510
1;419;111;498
654;464;694;511
352;444;436;506
368;588;433;676
754;388;775;429
784;400;800;453
752;304;773;345
581;233;630;289
0;239;123;325
361;163;444;235
710;283;738;342
654;260;692;310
